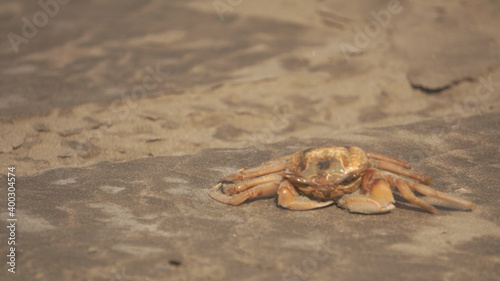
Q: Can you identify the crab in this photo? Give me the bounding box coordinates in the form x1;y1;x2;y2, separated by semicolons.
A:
209;146;475;214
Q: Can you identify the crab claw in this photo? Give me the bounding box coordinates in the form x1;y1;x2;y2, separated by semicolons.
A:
338;178;396;214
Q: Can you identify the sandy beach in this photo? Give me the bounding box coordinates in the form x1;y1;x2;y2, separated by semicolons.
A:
0;1;499;280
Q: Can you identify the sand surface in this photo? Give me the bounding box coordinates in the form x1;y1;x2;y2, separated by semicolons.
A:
0;0;499;280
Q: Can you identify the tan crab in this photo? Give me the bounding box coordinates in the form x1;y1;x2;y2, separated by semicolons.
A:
209;146;475;214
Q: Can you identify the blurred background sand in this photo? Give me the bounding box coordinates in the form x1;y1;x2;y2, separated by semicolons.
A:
1;0;498;176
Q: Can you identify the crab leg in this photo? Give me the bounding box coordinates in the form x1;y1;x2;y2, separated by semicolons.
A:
225;173;283;195
209;182;280;205
221;160;287;182
394;178;437;213
366;152;412;169
407;181;476;210
382;174;475;212
374;160;432;184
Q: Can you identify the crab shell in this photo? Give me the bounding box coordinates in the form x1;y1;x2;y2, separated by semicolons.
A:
282;146;369;201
